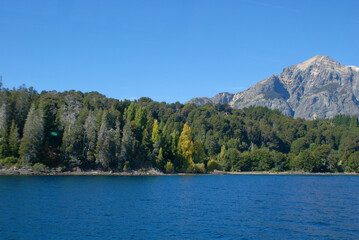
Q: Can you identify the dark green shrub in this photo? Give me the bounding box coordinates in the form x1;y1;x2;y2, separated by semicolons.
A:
186;163;206;173
207;160;222;171
32;163;47;171
0;157;19;169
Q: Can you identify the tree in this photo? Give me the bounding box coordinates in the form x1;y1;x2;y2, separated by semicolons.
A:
151;119;160;143
207;159;222;171
290;137;309;155
84;111;98;167
0;104;8;157
119;121;134;170
8;120;20;157
96;111;118;169
156;147;164;168
19;105;44;166
135;107;147;133
58;91;84;168
178;123;194;159
344;151;359;172
62;117;84;168
124;102;136;122
177;123;195;170
313;145;332;172
349;115;358;129
164;161;174;173
293;149;322;172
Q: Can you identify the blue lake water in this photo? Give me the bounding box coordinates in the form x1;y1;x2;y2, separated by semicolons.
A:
0;175;359;239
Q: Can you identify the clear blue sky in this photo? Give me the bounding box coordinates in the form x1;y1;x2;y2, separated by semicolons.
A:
1;0;359;103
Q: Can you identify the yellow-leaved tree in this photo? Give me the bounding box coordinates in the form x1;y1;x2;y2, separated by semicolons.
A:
178;123;194;160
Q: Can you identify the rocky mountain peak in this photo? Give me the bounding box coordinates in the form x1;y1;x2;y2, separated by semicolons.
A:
284;55;344;77
296;55;335;68
187;56;359;119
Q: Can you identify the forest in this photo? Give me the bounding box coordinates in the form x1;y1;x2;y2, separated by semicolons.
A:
1;84;359;173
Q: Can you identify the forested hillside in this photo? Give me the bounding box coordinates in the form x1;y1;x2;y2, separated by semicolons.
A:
1;85;359;173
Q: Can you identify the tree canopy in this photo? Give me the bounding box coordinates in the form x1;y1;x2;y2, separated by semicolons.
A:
1;86;359;173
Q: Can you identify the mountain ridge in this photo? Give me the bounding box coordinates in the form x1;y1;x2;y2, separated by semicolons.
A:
187;55;359;119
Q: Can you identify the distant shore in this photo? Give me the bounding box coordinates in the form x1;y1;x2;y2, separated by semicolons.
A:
0;168;358;176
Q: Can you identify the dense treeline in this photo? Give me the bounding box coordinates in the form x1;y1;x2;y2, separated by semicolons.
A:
1;84;359;173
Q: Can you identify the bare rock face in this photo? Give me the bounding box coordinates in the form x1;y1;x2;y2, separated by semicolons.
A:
187;92;234;105
187;55;359;119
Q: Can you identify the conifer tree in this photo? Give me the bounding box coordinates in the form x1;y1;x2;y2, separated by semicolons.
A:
59;92;84;168
170;131;179;157
156;147;164;168
135;107;147;131
124;102;136;122
84;111;98;166
8;120;20;157
19;105;44;166
141;126;152;164
96;111;118;169
119;120;134;170
62;118;83;168
0;104;8;157
350;115;358;129
151;119;160;143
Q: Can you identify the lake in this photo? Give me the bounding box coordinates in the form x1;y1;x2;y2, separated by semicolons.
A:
0;175;359;239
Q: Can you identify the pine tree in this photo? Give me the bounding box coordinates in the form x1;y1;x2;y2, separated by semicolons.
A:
59;92;84;168
151;119;161;163
350;115;358;129
151;119;160;143
62;118;83;168
156;147;164;168
135;107;147;131
170;131;179;157
96;111;118;169
8;120;20;157
124;102;136;122
0;104;8;157
19;104;44;166
119;120;134;170
84;111;98;167
141;126;152;164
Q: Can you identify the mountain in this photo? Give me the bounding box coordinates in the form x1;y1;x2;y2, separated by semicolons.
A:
187;55;359;119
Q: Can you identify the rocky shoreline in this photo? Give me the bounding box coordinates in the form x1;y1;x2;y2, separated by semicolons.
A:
0;168;358;176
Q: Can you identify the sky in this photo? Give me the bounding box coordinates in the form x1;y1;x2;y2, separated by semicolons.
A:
1;0;359;103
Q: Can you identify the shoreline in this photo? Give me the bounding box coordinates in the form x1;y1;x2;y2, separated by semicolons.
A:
0;168;358;176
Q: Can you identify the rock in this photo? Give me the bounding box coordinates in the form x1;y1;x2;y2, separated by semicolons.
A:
187;55;359;119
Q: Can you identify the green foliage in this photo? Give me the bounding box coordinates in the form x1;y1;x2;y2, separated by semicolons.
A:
151;119;160;143
95;111;120;169
291;149;323;172
19;105;44;166
186;163;206;173
290;137;309;155
0;103;9;158
2;85;359;173
123;161;131;171
164;161;174;173
156;147;165;168
207;159;222;171
344;151;359;172
0;157;19;169
32;163;47;171
120;121;134;169
8;120;20;157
